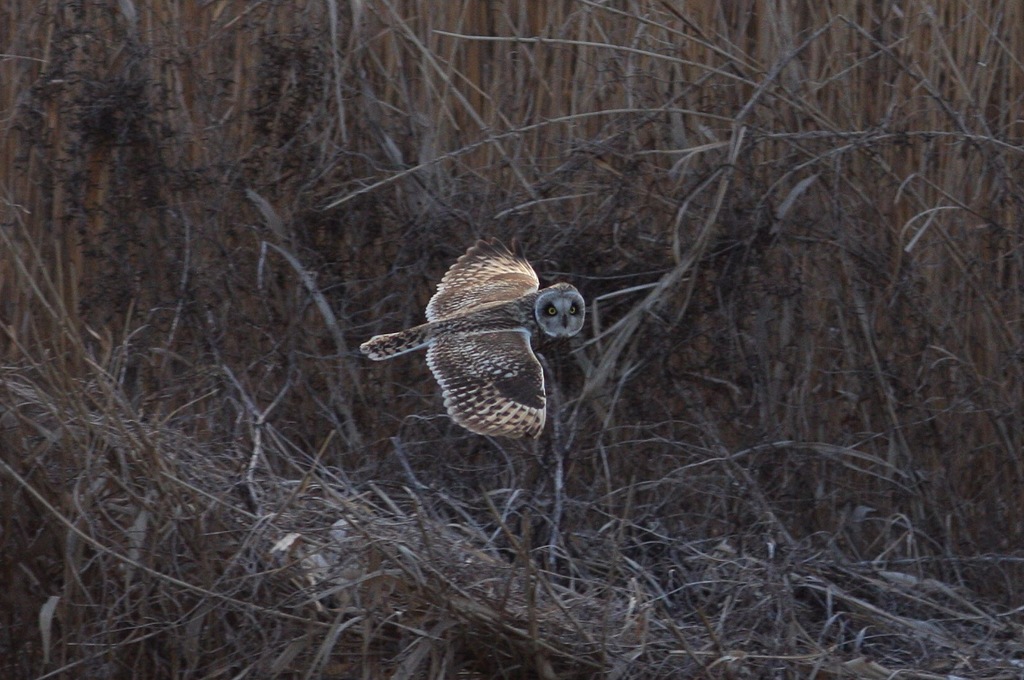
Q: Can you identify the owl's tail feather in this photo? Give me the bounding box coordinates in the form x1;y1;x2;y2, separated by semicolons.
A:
360;324;434;360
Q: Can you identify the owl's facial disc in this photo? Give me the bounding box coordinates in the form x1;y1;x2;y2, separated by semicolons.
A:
535;285;585;338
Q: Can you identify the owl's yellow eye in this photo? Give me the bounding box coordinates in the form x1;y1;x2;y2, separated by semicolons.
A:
546;306;558;316
569;305;577;314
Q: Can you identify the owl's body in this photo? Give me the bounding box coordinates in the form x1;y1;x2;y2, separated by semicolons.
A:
360;239;584;438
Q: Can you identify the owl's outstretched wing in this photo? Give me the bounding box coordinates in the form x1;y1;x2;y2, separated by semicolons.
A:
425;331;546;438
425;239;539;322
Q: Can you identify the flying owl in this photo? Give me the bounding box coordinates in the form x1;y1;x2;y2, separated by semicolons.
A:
360;239;585;438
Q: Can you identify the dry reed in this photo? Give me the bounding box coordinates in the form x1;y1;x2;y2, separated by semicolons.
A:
2;1;1023;677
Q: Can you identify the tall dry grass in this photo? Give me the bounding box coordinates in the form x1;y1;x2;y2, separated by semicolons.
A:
2;0;1024;677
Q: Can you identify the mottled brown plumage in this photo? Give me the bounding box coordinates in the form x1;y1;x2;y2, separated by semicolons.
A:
360;239;584;438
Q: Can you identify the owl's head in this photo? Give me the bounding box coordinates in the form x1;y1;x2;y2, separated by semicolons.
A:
534;283;585;338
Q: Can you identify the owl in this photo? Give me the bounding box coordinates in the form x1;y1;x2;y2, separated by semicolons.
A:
360;239;585;438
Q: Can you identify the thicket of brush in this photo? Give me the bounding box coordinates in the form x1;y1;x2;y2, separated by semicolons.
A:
3;1;1024;677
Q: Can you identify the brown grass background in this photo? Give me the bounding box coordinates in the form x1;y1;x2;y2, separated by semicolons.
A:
2;1;1023;677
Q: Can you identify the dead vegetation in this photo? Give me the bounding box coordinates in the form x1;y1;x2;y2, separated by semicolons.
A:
2;1;1024;677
